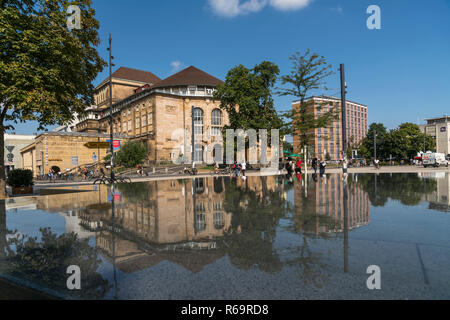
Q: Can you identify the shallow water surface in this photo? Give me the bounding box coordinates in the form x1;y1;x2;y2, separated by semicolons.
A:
0;172;449;299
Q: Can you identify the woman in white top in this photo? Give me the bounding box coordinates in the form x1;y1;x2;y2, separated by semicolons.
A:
241;162;246;176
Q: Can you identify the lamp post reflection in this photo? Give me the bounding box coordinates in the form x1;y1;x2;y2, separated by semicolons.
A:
343;173;349;273
110;184;119;299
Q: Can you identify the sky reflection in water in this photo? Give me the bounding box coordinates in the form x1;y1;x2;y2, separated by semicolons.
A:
1;172;449;299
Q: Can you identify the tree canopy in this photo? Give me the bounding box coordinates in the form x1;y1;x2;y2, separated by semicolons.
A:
278;50;339;155
0;0;106;196
0;0;105;128
358;122;435;160
213;61;283;132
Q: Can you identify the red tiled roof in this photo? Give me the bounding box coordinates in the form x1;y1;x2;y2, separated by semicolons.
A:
110;67;161;84
152;66;223;88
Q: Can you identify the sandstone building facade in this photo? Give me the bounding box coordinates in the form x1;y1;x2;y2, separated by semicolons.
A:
21;65;230;173
71;65;228;165
21;132;126;176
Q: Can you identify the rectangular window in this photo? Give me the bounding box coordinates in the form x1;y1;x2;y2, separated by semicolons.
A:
123;122;127;132
194;125;203;135
148;113;153;125
211;127;221;136
136;117;140;129
142;115;147;127
128;120;132;131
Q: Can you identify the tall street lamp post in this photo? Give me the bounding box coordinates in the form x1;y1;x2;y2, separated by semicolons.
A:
107;34;115;180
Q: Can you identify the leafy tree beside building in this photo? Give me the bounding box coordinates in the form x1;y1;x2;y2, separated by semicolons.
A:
358;122;435;161
214;61;283;133
115;141;147;168
0;0;106;197
278;50;339;161
213;61;284;162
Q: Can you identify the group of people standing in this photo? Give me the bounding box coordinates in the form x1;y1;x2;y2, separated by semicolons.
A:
284;157;329;177
232;161;246;178
311;158;327;176
285;158;303;175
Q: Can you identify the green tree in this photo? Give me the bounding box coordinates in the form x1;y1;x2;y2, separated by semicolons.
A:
115;141;147;168
278;50;339;162
0;0;106;197
359;123;388;160
386;123;434;160
213;61;284;143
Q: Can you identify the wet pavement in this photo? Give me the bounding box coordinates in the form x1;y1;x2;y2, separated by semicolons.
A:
0;172;449;299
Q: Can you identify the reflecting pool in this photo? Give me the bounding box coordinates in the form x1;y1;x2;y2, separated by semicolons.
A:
0;172;449;299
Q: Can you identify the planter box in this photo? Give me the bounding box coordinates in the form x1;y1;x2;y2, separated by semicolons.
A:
11;186;33;195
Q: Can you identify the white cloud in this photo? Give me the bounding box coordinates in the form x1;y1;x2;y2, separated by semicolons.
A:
269;0;311;11
208;0;267;17
208;0;311;17
170;60;183;72
331;5;343;14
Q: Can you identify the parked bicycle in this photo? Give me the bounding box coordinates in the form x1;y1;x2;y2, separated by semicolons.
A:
93;175;132;184
179;167;198;175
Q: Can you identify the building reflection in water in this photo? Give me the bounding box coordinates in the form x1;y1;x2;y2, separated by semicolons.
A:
3;172;447;296
74;176;285;276
293;173;370;235
419;172;450;213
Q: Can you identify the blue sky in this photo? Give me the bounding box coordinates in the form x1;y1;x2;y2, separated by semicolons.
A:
10;0;450;134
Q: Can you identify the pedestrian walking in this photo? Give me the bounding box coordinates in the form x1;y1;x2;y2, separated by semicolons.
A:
214;161;219;174
312;158;318;174
241;161;246;176
343;158;348;174
319;159;326;176
295;159;302;174
234;162;240;177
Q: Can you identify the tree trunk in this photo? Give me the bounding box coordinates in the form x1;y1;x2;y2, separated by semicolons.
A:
0;200;6;260
0;129;6;199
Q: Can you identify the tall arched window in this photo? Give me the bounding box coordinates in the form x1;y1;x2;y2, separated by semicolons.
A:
194;144;203;163
211;109;222;136
193;108;203;135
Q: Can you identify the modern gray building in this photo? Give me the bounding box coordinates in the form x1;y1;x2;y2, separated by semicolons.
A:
420;116;450;157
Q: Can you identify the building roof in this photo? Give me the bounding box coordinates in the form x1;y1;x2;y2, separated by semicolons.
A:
152;66;223;89
293;95;368;107
112;67;161;84
97;67;161;88
425;115;449;122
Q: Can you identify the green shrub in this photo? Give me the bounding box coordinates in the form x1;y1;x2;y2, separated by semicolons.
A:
115;141;147;168
7;169;34;187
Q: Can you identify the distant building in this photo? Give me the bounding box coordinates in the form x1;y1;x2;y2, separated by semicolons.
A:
4;134;36;175
419;115;450;156
21;65;233;167
20;131;126;176
292;96;368;160
77;65;228;164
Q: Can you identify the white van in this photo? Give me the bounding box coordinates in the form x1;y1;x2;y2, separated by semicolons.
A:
423;153;449;168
